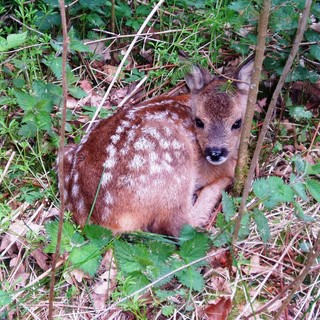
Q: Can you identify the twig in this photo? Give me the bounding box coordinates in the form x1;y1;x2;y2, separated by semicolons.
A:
48;0;69;318
307;120;320;157
231;0;271;247
274;231;320;319
0;151;15;185
232;0;312;248
85;0;165;132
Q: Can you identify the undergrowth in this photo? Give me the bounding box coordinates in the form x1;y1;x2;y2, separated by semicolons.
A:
0;0;319;319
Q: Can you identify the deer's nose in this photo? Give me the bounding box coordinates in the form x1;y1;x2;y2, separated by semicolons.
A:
205;147;229;165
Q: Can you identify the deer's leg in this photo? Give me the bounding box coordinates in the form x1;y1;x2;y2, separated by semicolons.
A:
191;177;232;227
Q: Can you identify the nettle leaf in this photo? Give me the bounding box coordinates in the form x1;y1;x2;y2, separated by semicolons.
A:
14;91;37;111
288;106;312;121
222;191;236;222
69;86;87;99
294;202;315;222
271;6;298;32
0;290;12;308
83;224;113;248
212;232;230;247
253;209;270;243
179;227;210;264
238;213;250;240
44;220;80;254
253;177;294;209
292;155;306;173
113;240;151;274
0;32;28;52
176;266;204;292
69;243;101;276
306;179;320;202
18;123;37;138
306;163;320;175
43;57;77;84
292;181;308;201
122;272;150;295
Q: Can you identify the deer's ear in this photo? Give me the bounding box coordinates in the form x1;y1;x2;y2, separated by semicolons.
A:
236;58;254;92
185;65;213;93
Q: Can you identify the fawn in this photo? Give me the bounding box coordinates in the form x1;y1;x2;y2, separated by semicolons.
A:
59;59;253;236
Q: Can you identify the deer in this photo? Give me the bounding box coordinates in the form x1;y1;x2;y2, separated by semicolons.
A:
58;58;254;236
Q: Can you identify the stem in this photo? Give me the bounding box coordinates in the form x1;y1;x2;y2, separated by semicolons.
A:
48;0;69;318
231;0;271;246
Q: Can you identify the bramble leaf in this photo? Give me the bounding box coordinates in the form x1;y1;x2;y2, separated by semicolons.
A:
222;191;236;222
306;179;320;203
253;209;270;243
176;266;204;292
253;177;294;209
69;243;101;276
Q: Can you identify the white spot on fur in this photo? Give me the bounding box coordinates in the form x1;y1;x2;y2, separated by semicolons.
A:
63;189;68;202
102;172;113;185
67;153;73;163
121;120;131;128
120;145;129;156
134;137;154;151
78;198;84;212
105;191;113;205
72;184;79;197
172;139;182;150
143;127;161;139
129;154;146;169
164;127;172;136
104;157;116;169
159;138;170;149
146;111;168;121
65;175;71;184
106;144;117;157
170;112;179;120
116;126;124;134
127;130;136;142
150;163;163;174
149;152;158;162
110;134;120;144
163;152;173;163
74;172;79;182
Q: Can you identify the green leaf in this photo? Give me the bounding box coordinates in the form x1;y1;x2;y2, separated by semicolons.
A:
113;240;151;274
176;266;204;291
288;106;313;121
271;6;298;32
69;243;101;276
306;179;320;202
0;290;12;308
69;86;87;99
222;191;236;222
14;91;37;111
83;224;113;248
292;181;308;201
310;44;320;61
179;227;209;264
122;272;150;295
238;213;250;240
162;305;175;317
253;177;295;209
292;155;306;173
253;209;270;243
306;163;320;175
0;32;28;52
294;202;315;222
18;123;37;138
44;221;79;254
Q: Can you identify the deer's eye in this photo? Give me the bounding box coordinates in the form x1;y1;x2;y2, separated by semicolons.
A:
232;119;242;130
195;117;204;128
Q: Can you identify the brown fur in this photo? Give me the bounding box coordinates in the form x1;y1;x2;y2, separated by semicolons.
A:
59;60;253;236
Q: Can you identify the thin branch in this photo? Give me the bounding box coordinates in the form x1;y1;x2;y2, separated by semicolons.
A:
231;0;271;246
232;0;312;248
48;0;69;318
274;231;320;319
86;0;165;132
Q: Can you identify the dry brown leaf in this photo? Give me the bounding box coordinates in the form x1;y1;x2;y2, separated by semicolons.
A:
209;276;232;294
30;248;49;271
102;65;123;83
202;297;232;320
243;254;271;275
